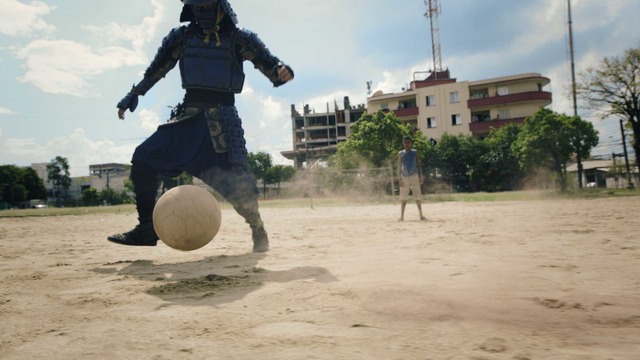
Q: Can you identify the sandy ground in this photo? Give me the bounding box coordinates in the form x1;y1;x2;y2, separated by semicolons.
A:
0;196;639;360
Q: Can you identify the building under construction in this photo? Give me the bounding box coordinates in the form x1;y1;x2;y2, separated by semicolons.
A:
281;97;366;169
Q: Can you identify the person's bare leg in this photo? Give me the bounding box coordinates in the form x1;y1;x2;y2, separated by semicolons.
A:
417;200;427;221
399;200;407;221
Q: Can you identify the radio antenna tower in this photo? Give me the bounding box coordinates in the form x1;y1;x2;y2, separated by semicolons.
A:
424;0;443;75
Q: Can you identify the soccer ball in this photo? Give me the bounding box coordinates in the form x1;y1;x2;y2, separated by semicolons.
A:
152;185;222;251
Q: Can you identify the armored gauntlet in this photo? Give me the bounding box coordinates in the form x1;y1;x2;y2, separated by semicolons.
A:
117;85;140;112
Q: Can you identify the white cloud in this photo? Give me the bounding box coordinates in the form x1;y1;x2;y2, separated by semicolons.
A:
259;96;287;129
299;89;367;114
11;0;168;97
239;92;292;164
505;1;565;56
372;71;409;96
13;39;146;97
0;128;136;177
0;0;55;36
46;129;134;173
82;0;167;55
138;108;162;133
0;107;15;115
573;0;630;31
3;137;48;162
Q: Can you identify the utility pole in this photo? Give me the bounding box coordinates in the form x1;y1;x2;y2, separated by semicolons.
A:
567;0;578;117
567;0;585;188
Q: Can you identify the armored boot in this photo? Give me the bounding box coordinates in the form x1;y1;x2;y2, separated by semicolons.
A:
250;220;269;253
107;221;159;246
107;161;160;247
234;202;269;252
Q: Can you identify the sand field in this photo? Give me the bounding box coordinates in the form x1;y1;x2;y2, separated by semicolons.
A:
1;196;639;359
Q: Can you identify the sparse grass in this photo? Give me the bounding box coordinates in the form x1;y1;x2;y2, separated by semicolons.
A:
1;188;638;218
0;204;137;218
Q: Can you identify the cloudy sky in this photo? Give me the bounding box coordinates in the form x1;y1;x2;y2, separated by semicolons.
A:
1;0;639;177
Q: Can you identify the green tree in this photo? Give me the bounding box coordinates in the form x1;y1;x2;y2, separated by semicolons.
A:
334;111;411;169
22;167;47;201
0;165;47;207
124;178;134;192
159;172;193;193
247;152;273;198
435;133;483;192
566;115;599;188
82;188;100;206
476;123;525;191
47;156;71;207
578;46;640;172
0;165;27;206
267;165;296;189
100;187;117;206
514;109;577;192
0;166;14;203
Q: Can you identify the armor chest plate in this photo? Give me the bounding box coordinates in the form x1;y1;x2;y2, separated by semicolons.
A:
179;32;245;93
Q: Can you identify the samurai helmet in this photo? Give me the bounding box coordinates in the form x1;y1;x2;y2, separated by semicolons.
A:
179;0;238;26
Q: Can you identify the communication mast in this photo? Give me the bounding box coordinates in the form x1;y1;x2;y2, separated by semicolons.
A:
424;0;443;74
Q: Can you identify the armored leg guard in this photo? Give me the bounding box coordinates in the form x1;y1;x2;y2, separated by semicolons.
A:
107;161;160;247
233;201;269;253
196;164;267;252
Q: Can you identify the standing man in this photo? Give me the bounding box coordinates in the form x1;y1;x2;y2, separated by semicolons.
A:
108;0;294;252
397;136;427;221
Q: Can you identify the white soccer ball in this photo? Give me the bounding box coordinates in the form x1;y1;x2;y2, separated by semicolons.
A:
152;185;222;251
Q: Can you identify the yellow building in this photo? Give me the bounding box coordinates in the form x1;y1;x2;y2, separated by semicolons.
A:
367;70;552;139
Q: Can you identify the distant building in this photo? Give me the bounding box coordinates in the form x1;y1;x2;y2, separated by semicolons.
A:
281;96;367;169
367;70;552;140
30;162;131;203
89;163;131;193
30;163;49;184
567;159;638;189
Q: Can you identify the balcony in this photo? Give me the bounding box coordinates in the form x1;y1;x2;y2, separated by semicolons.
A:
392;107;419;118
469;117;526;134
467;91;552;108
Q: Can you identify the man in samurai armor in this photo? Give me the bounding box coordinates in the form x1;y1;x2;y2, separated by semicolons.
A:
108;0;294;252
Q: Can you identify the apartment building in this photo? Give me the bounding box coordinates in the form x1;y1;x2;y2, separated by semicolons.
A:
367;70;552;139
281;96;366;169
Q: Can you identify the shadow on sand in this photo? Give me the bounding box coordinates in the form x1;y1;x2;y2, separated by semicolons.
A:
93;253;338;307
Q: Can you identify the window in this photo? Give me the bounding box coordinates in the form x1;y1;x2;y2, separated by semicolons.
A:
471;110;491;122
497;86;509;96
451;114;462;126
427;117;437;128
380;103;389;110
499;109;511;119
470;89;489;99
449;91;459;103
426;95;436;106
399;100;414;109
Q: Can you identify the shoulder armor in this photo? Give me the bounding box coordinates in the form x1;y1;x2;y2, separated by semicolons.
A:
164;25;189;47
234;28;260;60
233;28;287;86
133;26;189;95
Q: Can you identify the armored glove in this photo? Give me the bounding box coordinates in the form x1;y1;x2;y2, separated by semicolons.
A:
116;85;139;112
274;62;294;85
